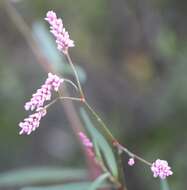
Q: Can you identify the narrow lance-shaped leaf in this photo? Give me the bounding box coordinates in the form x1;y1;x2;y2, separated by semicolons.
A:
21;181;111;190
88;172;110;190
80;108;119;178
160;179;171;190
21;182;93;190
0;167;87;187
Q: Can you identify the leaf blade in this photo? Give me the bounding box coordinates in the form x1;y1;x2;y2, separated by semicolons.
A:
21;181;111;190
22;182;92;190
160;179;171;190
0;167;87;187
88;172;110;190
80;108;118;178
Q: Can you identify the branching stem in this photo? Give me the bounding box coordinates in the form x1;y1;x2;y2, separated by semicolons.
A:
62;50;151;189
45;96;82;110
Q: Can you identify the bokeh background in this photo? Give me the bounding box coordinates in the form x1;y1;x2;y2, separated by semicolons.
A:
0;0;187;189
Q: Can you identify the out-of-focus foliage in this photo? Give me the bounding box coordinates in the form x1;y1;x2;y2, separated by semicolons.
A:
21;182;107;190
0;167;87;187
0;0;187;189
160;179;170;190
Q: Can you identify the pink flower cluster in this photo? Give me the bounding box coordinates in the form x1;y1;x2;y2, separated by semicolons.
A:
19;73;63;135
19;109;46;135
151;159;173;179
128;158;135;166
45;11;74;54
78;132;94;157
24;73;63;111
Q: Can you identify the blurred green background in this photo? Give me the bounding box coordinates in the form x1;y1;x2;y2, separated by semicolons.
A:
0;0;187;189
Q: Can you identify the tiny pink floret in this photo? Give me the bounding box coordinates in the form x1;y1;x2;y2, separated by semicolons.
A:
128;158;135;166
45;10;74;54
151;159;173;179
24;73;63;111
45;11;57;24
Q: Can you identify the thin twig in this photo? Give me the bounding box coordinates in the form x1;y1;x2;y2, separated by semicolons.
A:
65;51;85;99
44;96;82;110
84;101;116;143
63;78;78;91
116;143;152;166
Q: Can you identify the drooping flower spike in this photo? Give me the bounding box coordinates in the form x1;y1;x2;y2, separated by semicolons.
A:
19;73;63;135
78;132;94;157
24;73;63;111
45;11;74;54
19;108;46;135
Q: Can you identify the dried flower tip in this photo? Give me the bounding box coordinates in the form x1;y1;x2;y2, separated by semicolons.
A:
151;159;173;179
19;109;47;135
128;158;135;166
24;73;63;111
45;10;74;54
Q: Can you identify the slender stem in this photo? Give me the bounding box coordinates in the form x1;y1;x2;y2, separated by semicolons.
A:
95;159;121;188
133;154;152;166
116;143;152;166
45;95;151;168
65;51;85;99
64;52;126;188
59;96;82;102
45;96;82;110
84;101;116;143
63;78;78;91
64;51;117;143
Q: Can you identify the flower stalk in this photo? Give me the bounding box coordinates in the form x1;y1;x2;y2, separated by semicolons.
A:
65;52;85;100
114;143;152;166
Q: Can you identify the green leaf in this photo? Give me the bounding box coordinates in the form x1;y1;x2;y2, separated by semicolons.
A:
160;179;170;190
0;167;87;187
88;172;110;190
21;181;110;190
22;182;93;190
80;108;118;178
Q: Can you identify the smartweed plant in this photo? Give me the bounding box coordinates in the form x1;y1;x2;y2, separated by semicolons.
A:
18;11;173;190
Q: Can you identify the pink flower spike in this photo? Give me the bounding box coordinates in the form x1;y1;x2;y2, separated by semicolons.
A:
19;109;47;135
24;73;63;111
78;132;93;148
78;132;94;157
45;11;74;54
128;158;135;166
151;159;173;179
